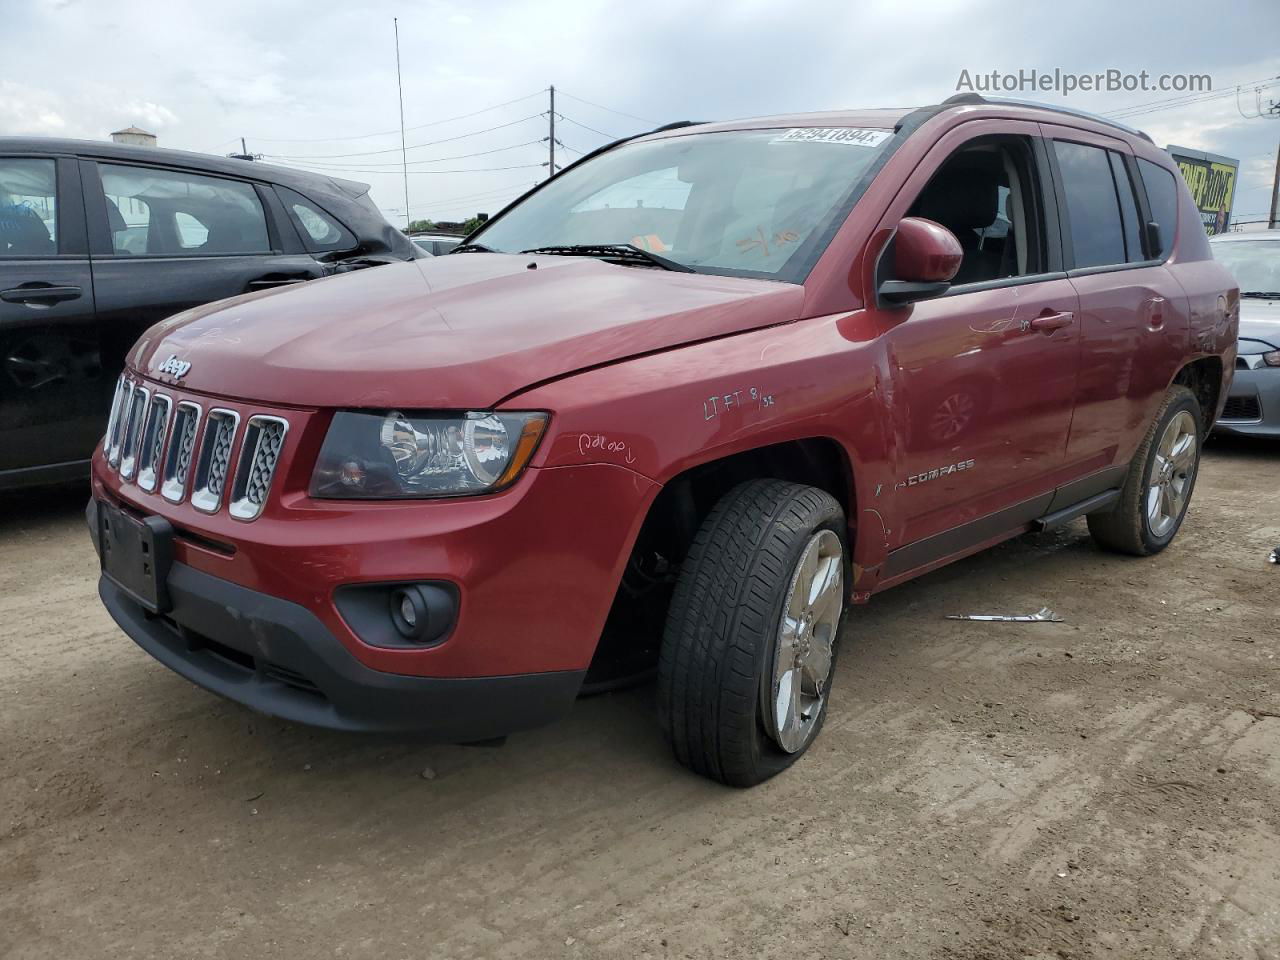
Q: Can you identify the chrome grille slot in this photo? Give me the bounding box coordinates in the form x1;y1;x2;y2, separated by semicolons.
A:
103;375;127;456
229;416;289;521
107;379;135;467
118;386;150;480
137;394;172;492
161;402;202;503
191;410;240;514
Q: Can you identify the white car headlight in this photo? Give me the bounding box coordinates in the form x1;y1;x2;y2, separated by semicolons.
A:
311;410;548;499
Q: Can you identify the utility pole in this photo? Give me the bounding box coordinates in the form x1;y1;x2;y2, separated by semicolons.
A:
228;137;256;161
394;17;411;232
548;85;556;179
1270;140;1280;229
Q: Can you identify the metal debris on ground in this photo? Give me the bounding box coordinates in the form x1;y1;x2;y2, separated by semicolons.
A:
946;607;1064;623
1269;547;1279;565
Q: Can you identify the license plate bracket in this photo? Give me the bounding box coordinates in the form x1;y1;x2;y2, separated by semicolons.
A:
99;501;174;614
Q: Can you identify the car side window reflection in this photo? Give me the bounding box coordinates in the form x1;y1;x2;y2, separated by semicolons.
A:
98;163;270;257
0;158;57;256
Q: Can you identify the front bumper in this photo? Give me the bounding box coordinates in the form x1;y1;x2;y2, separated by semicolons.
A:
1215;365;1280;438
94;538;586;738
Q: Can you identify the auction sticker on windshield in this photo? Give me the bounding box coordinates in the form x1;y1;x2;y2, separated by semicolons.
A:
772;128;892;147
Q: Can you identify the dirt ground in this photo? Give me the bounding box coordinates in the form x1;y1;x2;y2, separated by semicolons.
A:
2;437;1278;960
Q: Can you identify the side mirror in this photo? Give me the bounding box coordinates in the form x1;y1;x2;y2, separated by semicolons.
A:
876;216;963;308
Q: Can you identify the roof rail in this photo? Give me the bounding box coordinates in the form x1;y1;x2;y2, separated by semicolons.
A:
940;93;1153;143
649;120;705;133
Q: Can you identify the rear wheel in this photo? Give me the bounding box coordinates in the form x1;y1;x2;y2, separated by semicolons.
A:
1087;385;1202;556
657;479;847;787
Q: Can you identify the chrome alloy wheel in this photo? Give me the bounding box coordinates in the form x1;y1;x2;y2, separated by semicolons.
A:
1147;409;1198;538
766;529;843;754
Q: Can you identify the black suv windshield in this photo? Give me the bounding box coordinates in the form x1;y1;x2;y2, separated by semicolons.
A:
471;127;894;282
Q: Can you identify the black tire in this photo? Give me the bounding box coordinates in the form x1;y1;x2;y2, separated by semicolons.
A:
657;479;847;787
1087;385;1203;556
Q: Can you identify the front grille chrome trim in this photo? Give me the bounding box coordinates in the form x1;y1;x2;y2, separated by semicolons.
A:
118;386;150;480
137;393;172;492
229;416;289;521
161;401;203;503
103;375;127;459
191;409;240;514
107;378;135;467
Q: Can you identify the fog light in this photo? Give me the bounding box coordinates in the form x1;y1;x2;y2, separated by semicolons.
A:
399;593;418;628
336;581;458;649
388;584;454;643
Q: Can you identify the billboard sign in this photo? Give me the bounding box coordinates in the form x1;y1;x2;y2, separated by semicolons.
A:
1166;145;1239;235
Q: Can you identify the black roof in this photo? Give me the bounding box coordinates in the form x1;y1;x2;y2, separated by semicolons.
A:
0;137;371;199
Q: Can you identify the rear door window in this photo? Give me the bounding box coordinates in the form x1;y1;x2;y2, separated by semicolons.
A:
1137;159;1179;260
1053;141;1126;269
0;158;57;255
277;187;356;253
98;163;270;256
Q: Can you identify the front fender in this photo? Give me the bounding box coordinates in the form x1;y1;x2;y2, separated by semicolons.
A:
506;312;900;586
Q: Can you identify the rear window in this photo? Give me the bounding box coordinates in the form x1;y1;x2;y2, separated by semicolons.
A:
1138;159;1179;260
99;163;270;256
1053;141;1126;269
278;186;356;253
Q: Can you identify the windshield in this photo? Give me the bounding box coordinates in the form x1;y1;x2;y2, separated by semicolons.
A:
471;127;894;282
1210;238;1280;294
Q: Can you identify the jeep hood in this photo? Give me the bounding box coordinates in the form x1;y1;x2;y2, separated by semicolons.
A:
129;255;803;408
1238;296;1280;351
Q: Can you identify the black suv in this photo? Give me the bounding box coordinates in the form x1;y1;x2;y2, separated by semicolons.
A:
0;138;418;490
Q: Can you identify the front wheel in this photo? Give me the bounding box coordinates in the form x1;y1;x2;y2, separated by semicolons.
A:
657;479;847;787
1087;385;1203;556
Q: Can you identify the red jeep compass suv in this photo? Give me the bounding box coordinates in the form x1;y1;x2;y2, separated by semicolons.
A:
88;95;1237;786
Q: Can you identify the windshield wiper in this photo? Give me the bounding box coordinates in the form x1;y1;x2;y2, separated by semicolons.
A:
449;241;496;254
1241;291;1280;299
520;243;695;273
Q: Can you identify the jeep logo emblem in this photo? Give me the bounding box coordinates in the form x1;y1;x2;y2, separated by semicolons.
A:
157;354;192;379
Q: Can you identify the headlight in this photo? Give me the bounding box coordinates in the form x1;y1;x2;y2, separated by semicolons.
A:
1263;349;1280;367
310;410;548;499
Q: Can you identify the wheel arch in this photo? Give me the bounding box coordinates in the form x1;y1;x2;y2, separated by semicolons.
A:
584;435;858;686
1171;355;1225;433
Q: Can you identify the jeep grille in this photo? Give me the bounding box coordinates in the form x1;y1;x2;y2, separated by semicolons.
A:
104;377;291;521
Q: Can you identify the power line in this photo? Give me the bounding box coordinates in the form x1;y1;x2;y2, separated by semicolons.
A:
263;114;544;160
556;89;656;124
268;140;544;170
1101;76;1280;119
557;114;620;140
423;184;530;206
272;160;547;176
239;90;547;144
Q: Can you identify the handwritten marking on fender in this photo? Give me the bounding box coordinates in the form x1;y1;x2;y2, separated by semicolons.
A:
578;433;637;465
703;386;775;422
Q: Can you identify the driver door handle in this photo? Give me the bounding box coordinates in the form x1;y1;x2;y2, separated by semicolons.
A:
1030;310;1074;333
1;284;82;306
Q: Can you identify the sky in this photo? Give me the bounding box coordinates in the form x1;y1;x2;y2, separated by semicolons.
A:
3;0;1279;229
